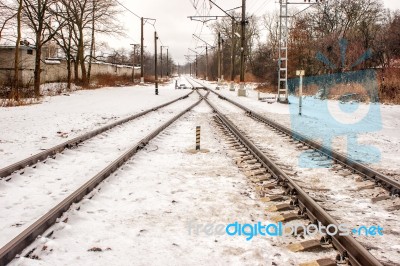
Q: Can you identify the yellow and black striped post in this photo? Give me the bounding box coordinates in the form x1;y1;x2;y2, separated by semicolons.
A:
196;126;201;150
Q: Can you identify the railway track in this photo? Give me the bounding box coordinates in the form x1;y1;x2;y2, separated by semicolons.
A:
0;91;205;266
1;82;397;265
0;90;193;180
189;78;400;197
192;86;392;265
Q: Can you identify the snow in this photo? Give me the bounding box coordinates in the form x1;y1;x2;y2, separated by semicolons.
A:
0;91;199;248
202;80;400;177
8;101;336;266
204;92;400;264
0;82;189;168
1;77;399;265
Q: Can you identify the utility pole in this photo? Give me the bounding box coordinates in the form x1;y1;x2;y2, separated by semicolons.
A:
221;37;224;81
166;47;169;77
154;31;158;95
141;17;144;83
192;34;214;81
238;0;246;96
185;54;196;77
188;48;199;79
130;43;139;82
140;17;156;84
276;1;321;103
278;0;288;103
195;54;198;78
230;17;236;90
206;46;208;80
160;45;168;79
160;45;163;79
189;5;240;83
218;32;221;83
240;0;246;83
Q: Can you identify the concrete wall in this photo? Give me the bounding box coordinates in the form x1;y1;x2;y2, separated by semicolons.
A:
0;46;138;86
43;60;138;83
0;46;36;86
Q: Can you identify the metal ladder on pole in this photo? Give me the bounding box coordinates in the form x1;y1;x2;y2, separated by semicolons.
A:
278;0;289;103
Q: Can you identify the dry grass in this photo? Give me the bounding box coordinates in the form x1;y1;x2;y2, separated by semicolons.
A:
89;74;133;88
292;84;320;96
244;73;262;83
302;84;320;95
144;75;171;84
41;83;72;96
327;83;370;102
379;68;400;104
88;74;171;88
232;73;262;83
255;83;276;93
0;97;41;107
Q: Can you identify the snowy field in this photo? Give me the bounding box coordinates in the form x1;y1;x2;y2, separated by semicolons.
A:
1;77;399;265
0;86;199;249
0;81;189;168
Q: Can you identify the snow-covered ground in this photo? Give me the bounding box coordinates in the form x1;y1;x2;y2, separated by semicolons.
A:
0;90;198;248
1;77;399;265
0;81;189;168
202;80;400;177
205;92;400;265
9;101;336;266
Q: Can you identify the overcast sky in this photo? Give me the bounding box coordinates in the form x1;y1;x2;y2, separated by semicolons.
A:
116;0;400;65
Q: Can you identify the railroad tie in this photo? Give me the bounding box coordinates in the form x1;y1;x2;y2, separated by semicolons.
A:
288;239;325;252
260;195;286;202
371;195;391;203
356;183;376;191
250;174;272;183
255;182;276;191
299;258;337;266
234;155;254;164
271;212;300;223
268;203;293;212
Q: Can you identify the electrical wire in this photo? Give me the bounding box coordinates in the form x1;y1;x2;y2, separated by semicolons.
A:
115;0;168;49
115;0;141;19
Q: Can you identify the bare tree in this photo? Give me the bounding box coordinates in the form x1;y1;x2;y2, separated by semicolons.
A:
12;0;22;100
87;0;96;84
211;14;259;80
23;0;64;96
263;11;279;59
52;1;75;90
0;0;16;42
387;13;400;60
59;0;121;87
86;0;123;82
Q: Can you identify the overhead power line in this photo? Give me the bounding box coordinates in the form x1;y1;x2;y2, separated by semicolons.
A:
115;0;140;19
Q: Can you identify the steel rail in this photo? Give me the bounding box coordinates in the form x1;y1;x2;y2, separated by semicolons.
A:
0;94;203;266
190;79;400;196
0;91;194;179
196;89;382;266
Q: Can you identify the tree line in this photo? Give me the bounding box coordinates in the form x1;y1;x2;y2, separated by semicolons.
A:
184;0;400;95
0;0;124;99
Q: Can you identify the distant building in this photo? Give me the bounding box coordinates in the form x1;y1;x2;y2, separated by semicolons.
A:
0;45;39;86
0;45;139;87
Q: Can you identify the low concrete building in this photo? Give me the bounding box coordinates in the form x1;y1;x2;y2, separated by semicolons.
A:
0;45;37;86
0;45;139;87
